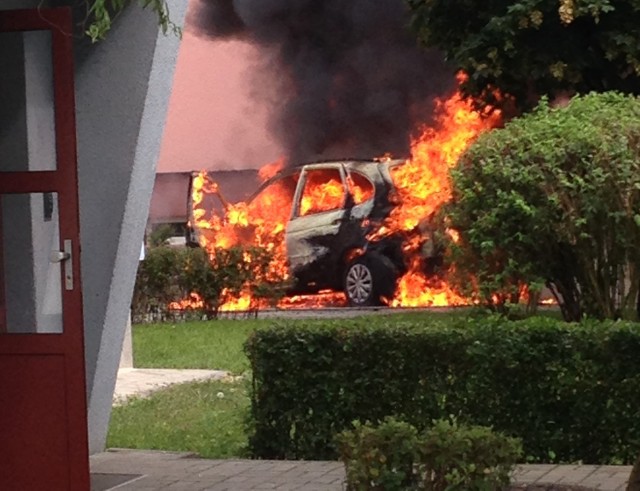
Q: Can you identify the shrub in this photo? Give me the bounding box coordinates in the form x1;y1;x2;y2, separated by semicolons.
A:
178;246;249;313
131;246;184;321
419;419;522;491
147;223;178;247
337;418;419;491
131;245;287;322
336;418;522;491
244;316;640;463
447;92;640;321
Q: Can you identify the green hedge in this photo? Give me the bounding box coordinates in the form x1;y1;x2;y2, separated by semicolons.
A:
244;316;640;463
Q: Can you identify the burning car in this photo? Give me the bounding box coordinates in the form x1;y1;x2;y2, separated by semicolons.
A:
185;86;502;310
188;158;442;307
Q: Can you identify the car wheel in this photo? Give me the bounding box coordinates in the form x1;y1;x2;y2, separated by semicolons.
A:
344;254;397;307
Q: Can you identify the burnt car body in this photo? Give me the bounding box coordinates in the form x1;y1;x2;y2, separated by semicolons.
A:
189;159;435;306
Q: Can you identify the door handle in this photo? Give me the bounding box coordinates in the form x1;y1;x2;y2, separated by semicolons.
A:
50;240;74;290
49;251;70;263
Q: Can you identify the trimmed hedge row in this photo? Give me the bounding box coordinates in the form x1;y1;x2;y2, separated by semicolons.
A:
244;316;640;463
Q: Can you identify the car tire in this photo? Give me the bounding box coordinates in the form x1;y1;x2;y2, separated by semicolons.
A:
344;254;397;307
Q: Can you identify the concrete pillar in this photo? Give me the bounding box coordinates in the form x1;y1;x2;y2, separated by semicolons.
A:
72;0;188;453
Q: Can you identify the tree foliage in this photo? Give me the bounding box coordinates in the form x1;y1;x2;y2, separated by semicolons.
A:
407;0;640;113
86;0;180;42
446;92;640;321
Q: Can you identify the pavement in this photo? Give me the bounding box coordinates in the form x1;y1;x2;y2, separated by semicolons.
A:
95;367;633;490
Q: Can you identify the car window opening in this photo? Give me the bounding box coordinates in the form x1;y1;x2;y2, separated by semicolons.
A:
299;168;345;216
346;171;375;205
249;173;299;222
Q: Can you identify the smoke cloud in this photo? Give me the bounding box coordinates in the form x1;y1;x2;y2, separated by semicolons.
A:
188;0;455;165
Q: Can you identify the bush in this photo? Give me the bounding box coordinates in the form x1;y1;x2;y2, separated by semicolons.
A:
131;246;184;321
337;418;522;491
244;316;640;463
337;418;419;491
447;92;640;321
131;245;288;322
419;419;522;491
178;246;250;313
147;223;179;247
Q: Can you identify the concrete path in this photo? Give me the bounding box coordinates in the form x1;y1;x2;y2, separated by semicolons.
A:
105;369;632;490
113;368;229;406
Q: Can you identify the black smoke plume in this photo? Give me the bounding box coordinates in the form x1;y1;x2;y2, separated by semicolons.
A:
188;0;455;165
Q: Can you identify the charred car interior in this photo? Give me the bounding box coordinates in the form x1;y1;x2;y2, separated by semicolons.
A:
188;159;441;306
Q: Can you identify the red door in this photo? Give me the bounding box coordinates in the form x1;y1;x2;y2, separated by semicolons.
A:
0;8;90;490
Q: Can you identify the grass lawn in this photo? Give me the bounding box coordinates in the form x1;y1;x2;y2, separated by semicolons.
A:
130;308;481;374
131;318;265;375
108;308;551;458
108;378;250;458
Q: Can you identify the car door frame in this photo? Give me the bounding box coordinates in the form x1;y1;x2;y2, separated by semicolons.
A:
285;164;349;286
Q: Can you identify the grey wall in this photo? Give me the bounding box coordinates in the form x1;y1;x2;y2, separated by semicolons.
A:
73;1;187;453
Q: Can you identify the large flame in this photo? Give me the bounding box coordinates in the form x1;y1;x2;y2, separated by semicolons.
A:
190;164;291;279
378;78;502;306
183;77;501;311
186;167;293;311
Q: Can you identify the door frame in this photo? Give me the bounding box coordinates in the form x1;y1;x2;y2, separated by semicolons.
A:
0;8;90;490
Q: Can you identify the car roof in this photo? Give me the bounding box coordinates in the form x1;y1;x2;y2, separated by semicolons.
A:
247;157;405;201
289;157;405;169
269;157;406;179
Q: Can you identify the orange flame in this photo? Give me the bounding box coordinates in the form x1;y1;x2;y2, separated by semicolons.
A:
168;292;204;311
218;289;259;312
299;173;344;216
370;75;502;306
280;290;347;309
258;157;285;182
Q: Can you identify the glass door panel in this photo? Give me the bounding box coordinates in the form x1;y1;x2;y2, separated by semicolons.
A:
0;30;56;172
0;192;63;333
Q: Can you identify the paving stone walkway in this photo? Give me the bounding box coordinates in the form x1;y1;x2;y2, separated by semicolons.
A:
90;449;632;491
